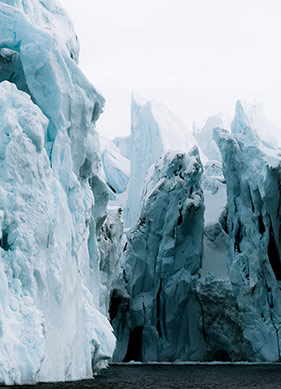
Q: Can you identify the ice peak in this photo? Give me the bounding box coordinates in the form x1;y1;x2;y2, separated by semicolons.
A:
131;90;147;108
232;99;281;148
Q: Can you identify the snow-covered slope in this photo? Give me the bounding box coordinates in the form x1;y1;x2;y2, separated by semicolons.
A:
0;0;115;385
193;112;231;161
113;148;205;362
125;92;204;228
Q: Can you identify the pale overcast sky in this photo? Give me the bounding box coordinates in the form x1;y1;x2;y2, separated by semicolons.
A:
60;0;281;139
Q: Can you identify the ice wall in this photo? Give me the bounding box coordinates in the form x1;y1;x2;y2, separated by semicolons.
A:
125;92;201;228
113;148;205;361
200;161;228;278
0;0;115;384
214;103;281;361
196;276;255;361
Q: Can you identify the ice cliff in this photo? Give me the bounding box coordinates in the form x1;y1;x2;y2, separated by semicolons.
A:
0;0;115;385
124;92;203;228
112;97;281;363
214;103;281;361
112;148;206;361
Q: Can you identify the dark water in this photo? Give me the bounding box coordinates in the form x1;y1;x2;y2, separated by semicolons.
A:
2;363;281;389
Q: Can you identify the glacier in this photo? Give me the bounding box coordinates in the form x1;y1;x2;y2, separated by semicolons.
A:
124;92;204;228
2;0;281;380
111;95;281;363
113;148;206;361
214;103;281;361
200;160;227;278
0;0;116;385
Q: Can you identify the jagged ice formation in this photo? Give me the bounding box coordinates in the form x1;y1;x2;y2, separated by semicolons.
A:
214;102;281;361
0;0;115;384
113;148;205;362
124;92;203;228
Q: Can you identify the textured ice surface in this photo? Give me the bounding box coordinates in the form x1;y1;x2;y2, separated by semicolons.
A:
125;92;203;228
100;137;130;196
196;275;255;361
214;104;281;361
201;161;228;278
232;100;281;149
98;207;124;316
0;0;115;385
193;112;231;162
113;148;205;362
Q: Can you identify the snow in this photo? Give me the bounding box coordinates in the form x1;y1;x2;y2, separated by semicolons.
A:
0;0;115;385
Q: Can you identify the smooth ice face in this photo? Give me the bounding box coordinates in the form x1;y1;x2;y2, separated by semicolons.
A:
125;92;203;228
214;124;281;361
113;148;206;362
193;112;231;162
0;0;115;385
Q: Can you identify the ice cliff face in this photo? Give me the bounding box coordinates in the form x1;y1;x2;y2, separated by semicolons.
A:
200;161;227;278
0;0;115;385
125;92;202;228
111;97;281;363
113;148;205;361
214;101;281;361
214;136;281;360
